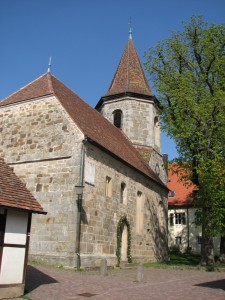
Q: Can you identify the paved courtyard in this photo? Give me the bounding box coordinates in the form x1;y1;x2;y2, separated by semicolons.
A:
20;264;225;300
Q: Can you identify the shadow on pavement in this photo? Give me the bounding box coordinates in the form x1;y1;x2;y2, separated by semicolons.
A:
195;279;225;291
25;265;58;293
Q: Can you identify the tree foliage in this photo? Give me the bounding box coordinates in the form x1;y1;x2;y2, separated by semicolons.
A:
145;16;225;261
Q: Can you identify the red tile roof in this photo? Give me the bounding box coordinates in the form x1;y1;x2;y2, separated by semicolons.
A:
168;164;197;206
105;38;152;96
0;73;166;189
0;158;46;214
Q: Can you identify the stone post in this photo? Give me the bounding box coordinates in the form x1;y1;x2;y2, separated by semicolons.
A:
136;263;144;282
100;259;108;276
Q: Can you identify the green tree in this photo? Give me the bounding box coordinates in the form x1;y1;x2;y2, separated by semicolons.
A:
145;16;225;265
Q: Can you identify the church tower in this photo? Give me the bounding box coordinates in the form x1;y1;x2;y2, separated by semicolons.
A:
96;31;167;183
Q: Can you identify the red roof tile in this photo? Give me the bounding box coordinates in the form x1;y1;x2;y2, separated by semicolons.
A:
168;164;197;207
0;74;53;106
105;39;152;96
0;158;46;214
0;73;166;188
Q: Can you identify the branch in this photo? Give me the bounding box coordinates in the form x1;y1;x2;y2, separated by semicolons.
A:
192;28;204;73
205;56;216;96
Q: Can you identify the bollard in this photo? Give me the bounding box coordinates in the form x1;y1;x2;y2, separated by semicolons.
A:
100;259;108;276
136;263;144;282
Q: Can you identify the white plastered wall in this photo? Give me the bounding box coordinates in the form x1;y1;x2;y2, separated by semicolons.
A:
0;210;28;284
168;207;220;255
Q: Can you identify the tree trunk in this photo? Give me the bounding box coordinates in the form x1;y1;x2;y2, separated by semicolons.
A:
200;224;215;267
219;236;225;263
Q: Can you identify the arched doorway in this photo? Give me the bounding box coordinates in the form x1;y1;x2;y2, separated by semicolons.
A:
116;215;132;266
121;225;128;261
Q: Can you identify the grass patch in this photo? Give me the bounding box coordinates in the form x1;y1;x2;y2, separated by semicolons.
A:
144;253;225;270
144;253;201;268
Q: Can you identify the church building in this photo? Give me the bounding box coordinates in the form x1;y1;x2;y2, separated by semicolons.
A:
0;32;168;268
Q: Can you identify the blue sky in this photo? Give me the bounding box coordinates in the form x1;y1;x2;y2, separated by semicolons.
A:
1;0;224;160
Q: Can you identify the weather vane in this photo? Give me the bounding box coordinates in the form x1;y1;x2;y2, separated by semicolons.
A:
129;17;132;39
47;56;52;73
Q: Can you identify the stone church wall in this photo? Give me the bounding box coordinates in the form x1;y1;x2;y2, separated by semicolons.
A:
100;97;158;150
81;143;168;267
100;97;167;185
0;95;167;268
0;96;84;266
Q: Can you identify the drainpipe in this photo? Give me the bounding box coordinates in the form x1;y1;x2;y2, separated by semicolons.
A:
75;140;86;270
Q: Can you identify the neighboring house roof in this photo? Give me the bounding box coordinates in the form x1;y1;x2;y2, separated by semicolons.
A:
168;164;197;207
105;38;152;97
0;158;46;214
0;73;166;189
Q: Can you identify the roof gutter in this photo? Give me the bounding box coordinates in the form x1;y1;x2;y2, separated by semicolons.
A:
0;205;47;215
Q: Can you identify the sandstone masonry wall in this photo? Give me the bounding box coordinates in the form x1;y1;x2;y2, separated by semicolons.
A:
0;95;167;268
100;97;167;185
81;142;168;267
100;97;160;150
0;96;84;266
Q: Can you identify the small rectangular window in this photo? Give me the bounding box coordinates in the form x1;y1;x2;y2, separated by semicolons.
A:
105;176;112;198
197;236;202;244
175;213;186;225
168;190;175;197
169;213;174;226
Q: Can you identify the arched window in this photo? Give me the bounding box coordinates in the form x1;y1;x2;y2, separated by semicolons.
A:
120;182;127;204
136;191;144;234
113;110;123;129
105;176;112;198
154;116;160;150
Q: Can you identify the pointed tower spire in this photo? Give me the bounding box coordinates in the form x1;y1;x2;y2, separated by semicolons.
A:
96;33;165;183
103;36;152;97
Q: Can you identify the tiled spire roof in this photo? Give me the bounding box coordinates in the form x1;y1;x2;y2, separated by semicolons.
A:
0;73;166;188
105;38;152;96
0;158;46;214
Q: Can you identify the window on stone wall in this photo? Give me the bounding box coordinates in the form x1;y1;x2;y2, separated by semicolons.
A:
175;212;186;225
154;116;160;151
105;176;112;198
120;182;127;204
113;110;123;129
136;191;144;234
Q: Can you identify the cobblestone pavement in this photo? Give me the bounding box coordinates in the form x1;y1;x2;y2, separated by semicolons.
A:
18;264;225;300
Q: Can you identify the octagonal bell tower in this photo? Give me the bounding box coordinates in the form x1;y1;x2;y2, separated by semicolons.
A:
95;31;167;183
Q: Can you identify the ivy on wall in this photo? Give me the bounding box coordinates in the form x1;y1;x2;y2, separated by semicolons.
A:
116;215;132;266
